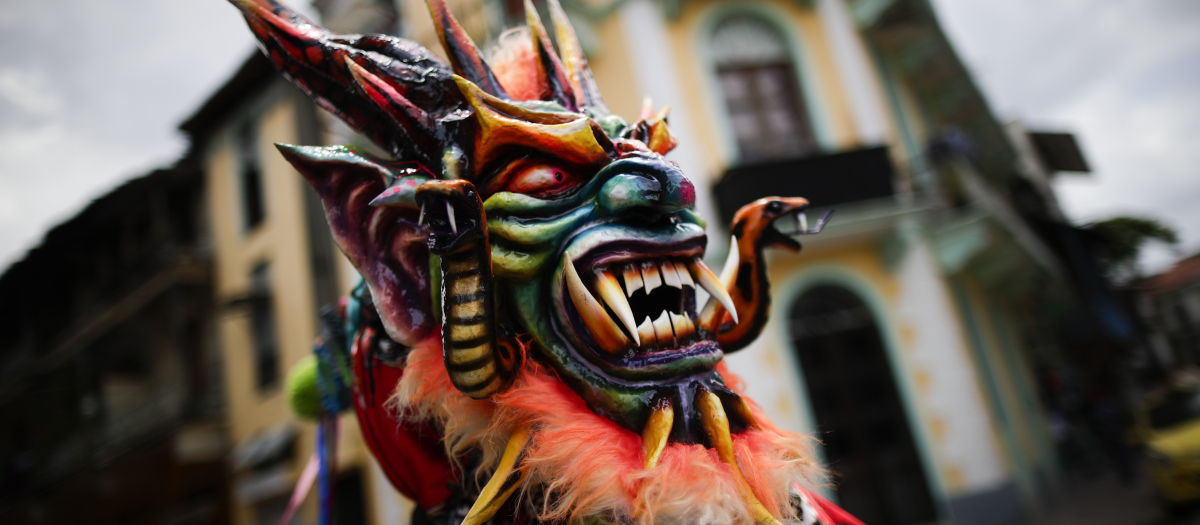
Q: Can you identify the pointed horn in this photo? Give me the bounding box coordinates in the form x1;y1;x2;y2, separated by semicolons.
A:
697;391;783;525
639;96;654;121
461;426;532;525
452;76;613;179
546;0;607;112
426;0;510;99
343;57;441;154
524;0;577;111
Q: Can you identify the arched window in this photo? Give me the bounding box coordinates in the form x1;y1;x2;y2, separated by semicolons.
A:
711;15;817;162
790;285;937;525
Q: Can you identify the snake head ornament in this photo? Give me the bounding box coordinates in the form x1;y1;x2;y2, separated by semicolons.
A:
231;0;849;523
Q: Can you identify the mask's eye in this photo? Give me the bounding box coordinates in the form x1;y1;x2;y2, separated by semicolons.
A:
503;164;581;199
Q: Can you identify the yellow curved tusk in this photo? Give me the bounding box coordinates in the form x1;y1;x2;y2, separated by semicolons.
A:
697;391;782;525
731;395;762;431
461;426;532;525
641;401;674;469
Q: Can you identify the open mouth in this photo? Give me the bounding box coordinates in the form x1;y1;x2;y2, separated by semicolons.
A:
560;248;737;360
770;208;833;237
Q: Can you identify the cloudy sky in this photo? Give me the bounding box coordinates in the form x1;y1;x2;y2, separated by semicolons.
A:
0;0;1197;274
932;0;1200;271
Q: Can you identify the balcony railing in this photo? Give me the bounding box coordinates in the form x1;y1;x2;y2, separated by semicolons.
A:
713;146;897;225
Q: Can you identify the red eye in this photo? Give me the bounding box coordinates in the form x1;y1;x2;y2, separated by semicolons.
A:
503;164;579;198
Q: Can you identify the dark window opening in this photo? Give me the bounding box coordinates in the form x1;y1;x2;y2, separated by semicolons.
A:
333;469;368;525
790;285;937;525
249;263;279;390
239;120;265;231
712;15;817;162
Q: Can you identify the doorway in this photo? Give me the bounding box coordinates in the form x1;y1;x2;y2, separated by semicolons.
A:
789;285;937;525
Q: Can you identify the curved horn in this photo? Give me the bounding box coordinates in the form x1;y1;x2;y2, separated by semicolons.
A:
344;58;442;158
547;0;607;113
524;0;577;111
231;0;461;166
426;0;511;100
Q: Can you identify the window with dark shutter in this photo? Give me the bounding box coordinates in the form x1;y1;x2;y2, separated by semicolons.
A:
712;16;817;162
238;120;265;231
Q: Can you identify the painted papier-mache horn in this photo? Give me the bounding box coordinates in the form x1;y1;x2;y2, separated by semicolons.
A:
229;0;850;523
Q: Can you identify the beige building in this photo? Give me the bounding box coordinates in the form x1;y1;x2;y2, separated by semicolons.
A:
182;35;413;525
182;0;1120;524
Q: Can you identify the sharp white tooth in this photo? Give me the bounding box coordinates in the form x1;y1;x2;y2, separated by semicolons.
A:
418;203;426;225
594;269;640;346
624;263;644;297
641;262;662;293
682;312;697;334
719;236;739;287
670;312;693;340
637;317;657;349
446;202;457;234
653;311;675;348
799;212;808;232
660;261;682;288
689;257;738;325
674;261;695;287
563;254;629;353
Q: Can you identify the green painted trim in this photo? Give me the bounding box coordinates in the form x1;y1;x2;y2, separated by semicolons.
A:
865;39;932;192
982;295;1059;481
772;263;948;517
948;277;1031;498
691;0;839;163
848;0;893;28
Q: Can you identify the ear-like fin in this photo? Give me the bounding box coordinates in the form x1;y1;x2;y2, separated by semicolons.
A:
426;0;511;100
547;0;607;113
277;144;435;346
525;0;577;111
230;0;460;166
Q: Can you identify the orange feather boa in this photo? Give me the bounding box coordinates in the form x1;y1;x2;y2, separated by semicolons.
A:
391;337;824;524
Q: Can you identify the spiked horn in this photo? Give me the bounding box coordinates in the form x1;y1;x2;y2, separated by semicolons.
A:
546;0;607;112
426;0;511;100
452;76;614;179
343;58;441;157
230;0;461;167
525;0;578;111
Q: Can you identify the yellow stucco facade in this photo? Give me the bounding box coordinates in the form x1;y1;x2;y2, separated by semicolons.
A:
202;84;413;525
191;1;1064;523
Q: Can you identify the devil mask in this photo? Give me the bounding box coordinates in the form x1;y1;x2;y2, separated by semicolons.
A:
231;0;837;523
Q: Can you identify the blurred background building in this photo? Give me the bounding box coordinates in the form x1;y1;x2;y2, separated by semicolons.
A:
0;165;227;522
0;0;1153;524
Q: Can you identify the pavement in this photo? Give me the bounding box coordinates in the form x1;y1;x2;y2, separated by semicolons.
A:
1024;472;1163;525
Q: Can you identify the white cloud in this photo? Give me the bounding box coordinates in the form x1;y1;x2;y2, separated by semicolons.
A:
0;0;257;270
932;0;1200;274
0;69;62;115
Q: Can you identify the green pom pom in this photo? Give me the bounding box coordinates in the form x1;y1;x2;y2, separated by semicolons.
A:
285;356;322;421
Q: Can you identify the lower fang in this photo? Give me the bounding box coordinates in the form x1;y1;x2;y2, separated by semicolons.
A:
670;312;693;340
637;317;657;349
653;311;674;348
